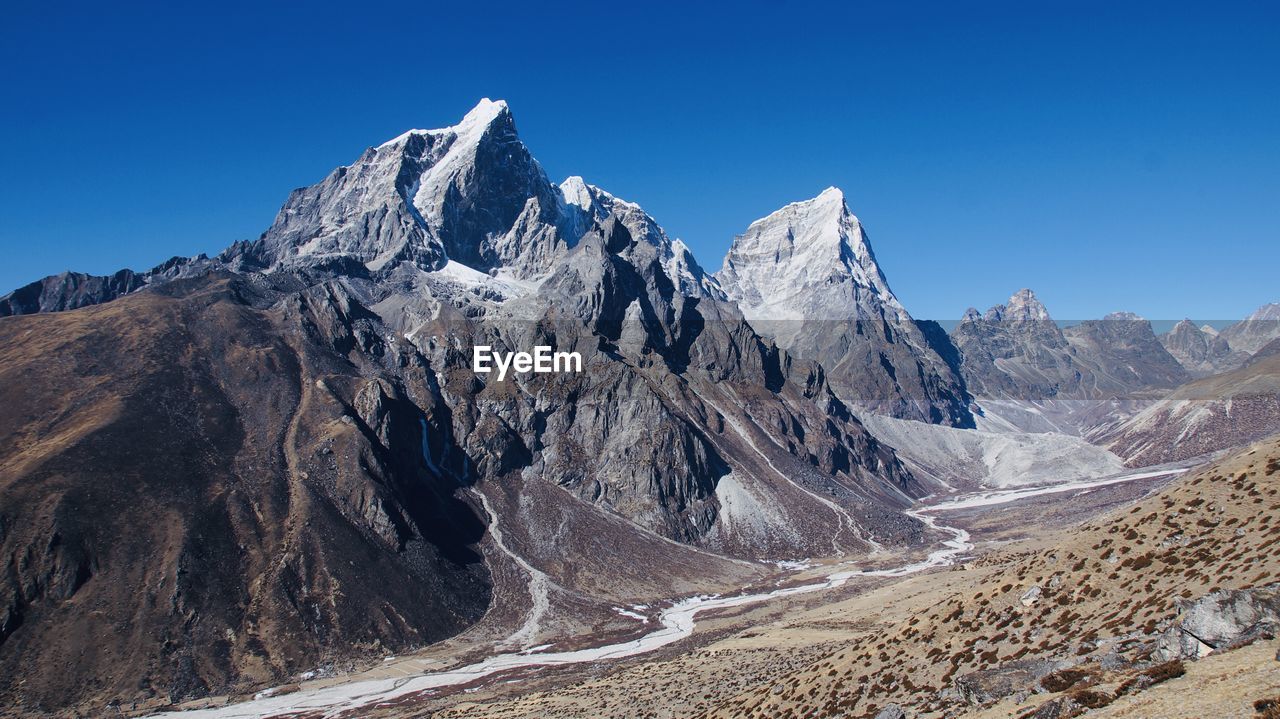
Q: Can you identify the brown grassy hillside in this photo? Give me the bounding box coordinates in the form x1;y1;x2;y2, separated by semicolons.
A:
707;435;1280;718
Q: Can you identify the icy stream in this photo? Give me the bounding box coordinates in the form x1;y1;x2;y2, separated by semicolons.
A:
154;467;1182;719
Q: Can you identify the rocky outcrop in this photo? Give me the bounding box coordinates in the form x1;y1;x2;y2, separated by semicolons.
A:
1023;695;1081;719
1160;319;1246;377
953;658;1065;706
873;704;908;719
953;294;1189;403
1154;584;1280;660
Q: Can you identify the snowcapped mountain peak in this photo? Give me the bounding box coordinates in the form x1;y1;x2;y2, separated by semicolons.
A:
460;97;509;123
249;101;715;299
746;186;853;233
1104;310;1145;322
558;175;594;211
814;185;847;204
378;98;512;149
715;189;974;426
555;176;642;220
257;98;559;278
716;188;902;321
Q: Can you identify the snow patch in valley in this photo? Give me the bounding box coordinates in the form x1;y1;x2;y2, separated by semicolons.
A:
863;414;1125;490
612;606;648;622
429;261;539;301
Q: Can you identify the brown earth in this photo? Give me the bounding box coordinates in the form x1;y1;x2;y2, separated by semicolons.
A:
0;275;492;717
390;434;1280;719
1106;348;1280;466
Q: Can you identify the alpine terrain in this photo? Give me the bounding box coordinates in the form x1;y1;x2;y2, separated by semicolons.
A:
1;100;1277;719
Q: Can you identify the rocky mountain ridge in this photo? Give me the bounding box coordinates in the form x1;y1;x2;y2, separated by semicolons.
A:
951;290;1190;405
1;98;1278;719
0;100;933;716
1159;318;1247;377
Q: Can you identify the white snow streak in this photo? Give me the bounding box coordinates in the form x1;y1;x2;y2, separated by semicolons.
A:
148;468;1181;719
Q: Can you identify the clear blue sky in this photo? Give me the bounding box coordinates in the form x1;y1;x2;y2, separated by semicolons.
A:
3;1;1277;320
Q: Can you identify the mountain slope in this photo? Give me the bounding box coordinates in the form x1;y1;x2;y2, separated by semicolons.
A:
953;292;1189;402
1105;339;1280;466
1219;302;1280;355
0;275;491;715
951;292;1192;437
705;434;1280;719
715;188;972;427
0;101;934;716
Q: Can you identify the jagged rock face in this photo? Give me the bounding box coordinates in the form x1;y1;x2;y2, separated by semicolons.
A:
953;291;1189;401
255;99;567;278
952;290;1081;400
406;215;922;556
0;268;147;315
715;188;972;427
1153;583;1280;661
1220;302;1280;355
1160;319;1245;377
558;176;722;299
0;101;933;715
0;256;217;317
1061;312;1190;391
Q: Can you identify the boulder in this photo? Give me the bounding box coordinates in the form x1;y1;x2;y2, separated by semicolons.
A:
873;704;907;719
1154;583;1280;660
954;659;1065;706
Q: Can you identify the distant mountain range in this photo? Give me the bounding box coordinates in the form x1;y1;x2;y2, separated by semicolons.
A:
1;99;1277;717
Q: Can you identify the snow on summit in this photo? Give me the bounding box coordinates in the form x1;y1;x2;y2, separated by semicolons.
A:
716;187;907;322
378;98;510;148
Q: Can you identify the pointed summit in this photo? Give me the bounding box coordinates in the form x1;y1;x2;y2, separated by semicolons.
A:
715;189;973;426
1006;289;1052;322
458;97;510;126
810;185;847;206
717;188;900;322
981;289;1051;323
378;98;512;149
1220;301;1280;354
255;99;562;277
